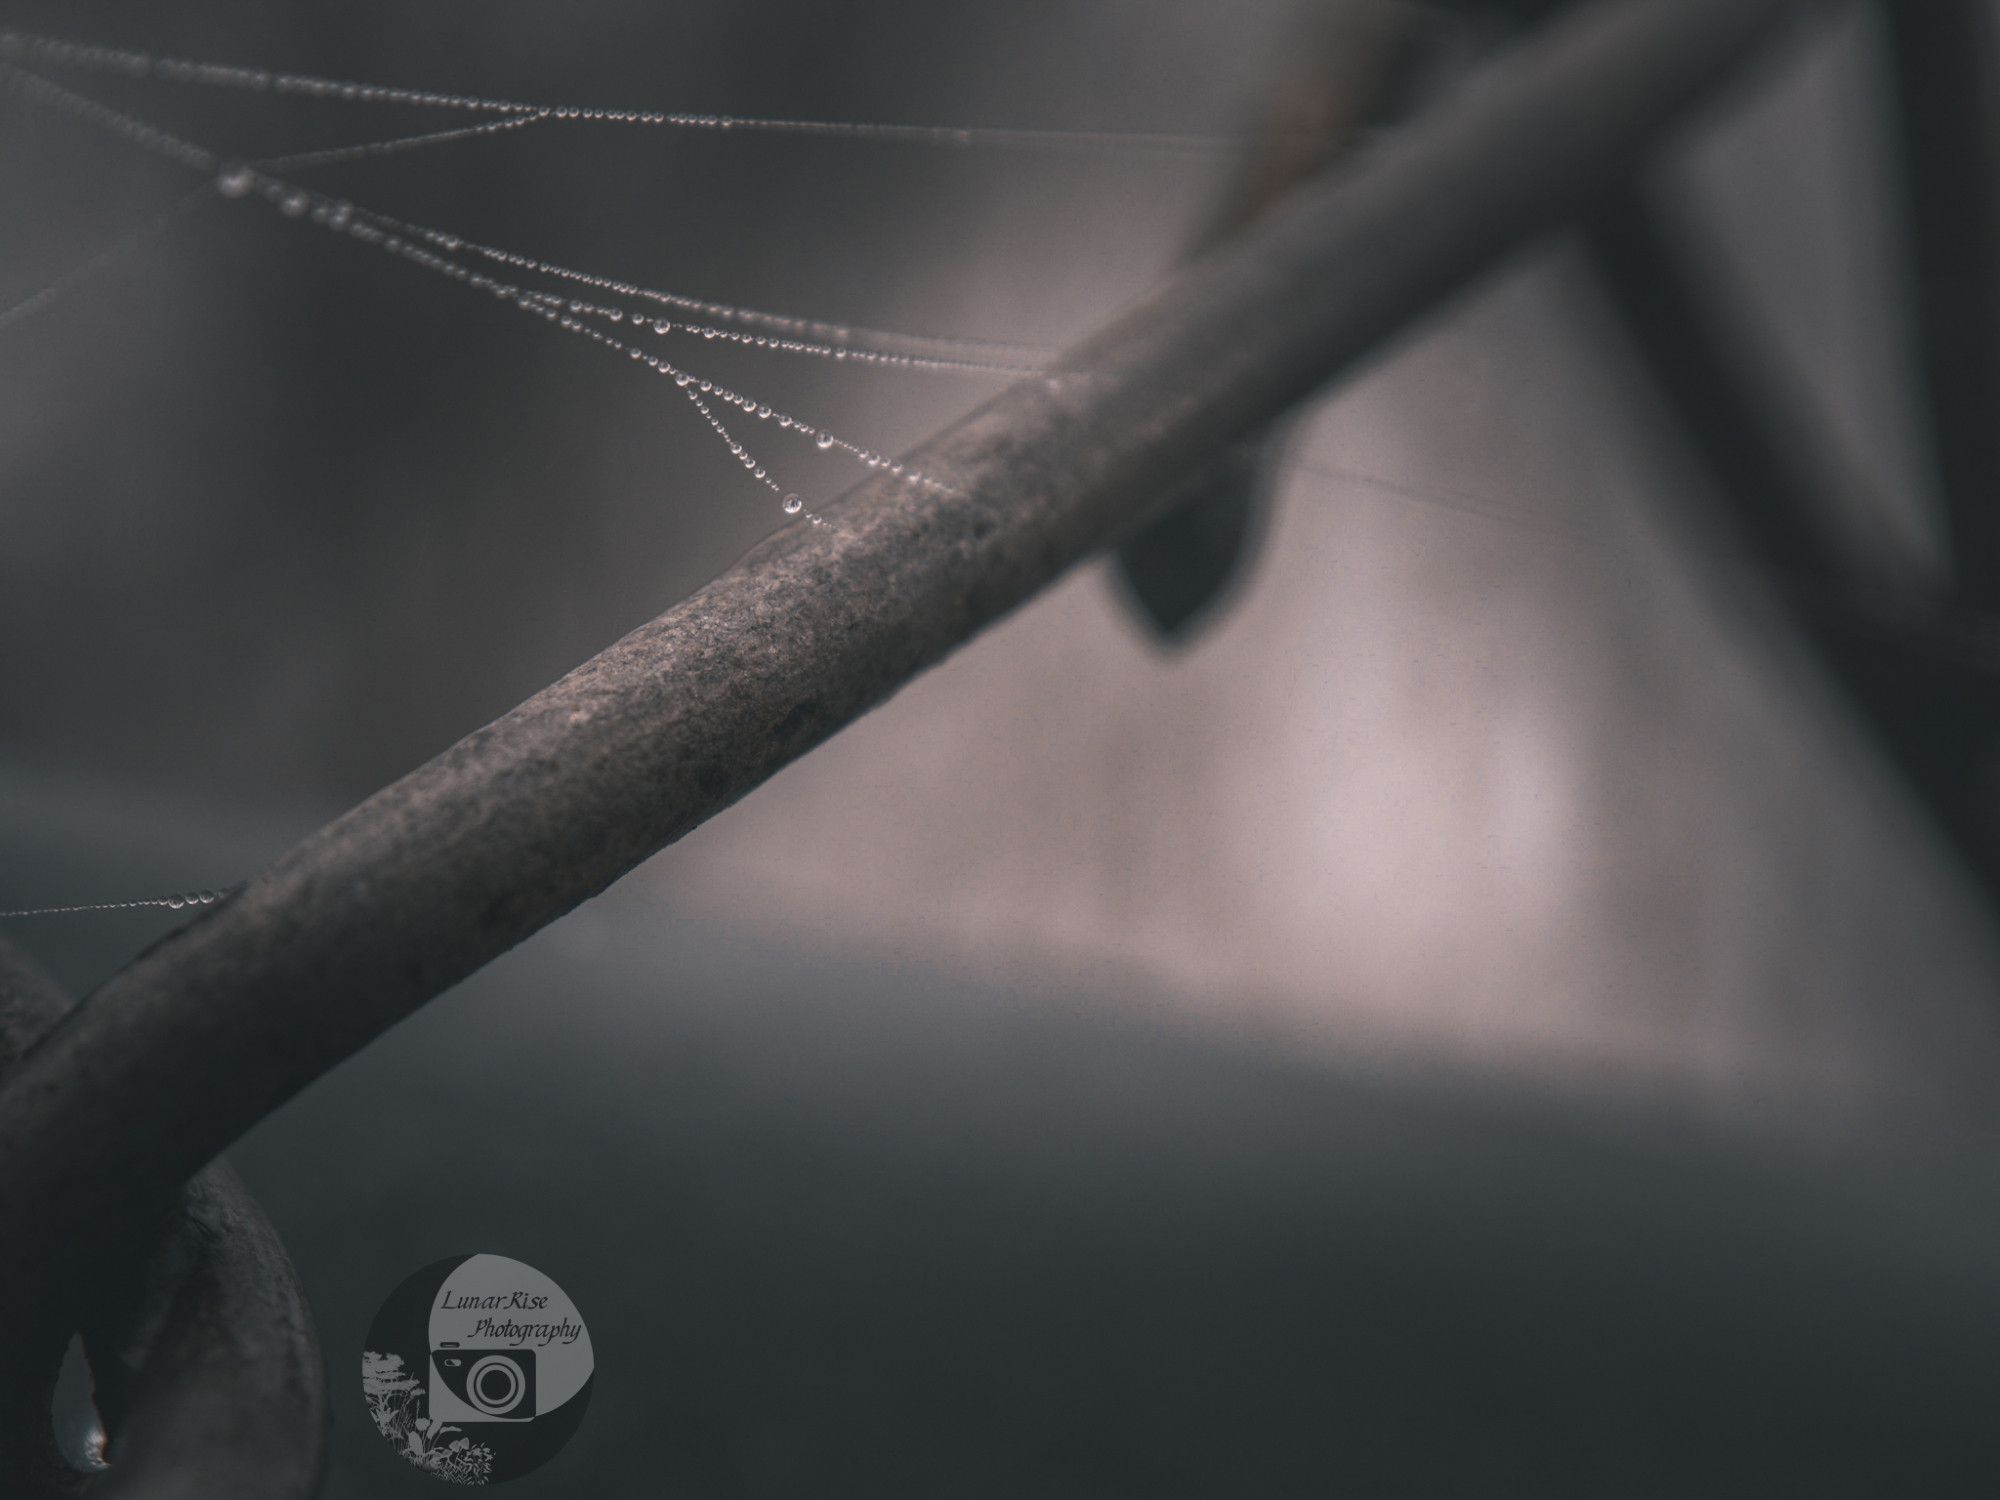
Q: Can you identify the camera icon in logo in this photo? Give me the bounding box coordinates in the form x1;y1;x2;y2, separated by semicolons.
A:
429;1343;536;1423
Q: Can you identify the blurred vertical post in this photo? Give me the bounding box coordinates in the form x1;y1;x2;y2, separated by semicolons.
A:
1580;5;2000;915
1583;179;1914;595
1881;0;2000;610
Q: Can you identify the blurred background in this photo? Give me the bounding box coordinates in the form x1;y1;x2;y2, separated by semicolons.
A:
6;0;2000;1492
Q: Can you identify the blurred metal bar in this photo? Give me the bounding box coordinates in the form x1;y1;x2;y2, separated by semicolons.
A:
0;0;1811;1316
0;942;326;1499
1583;169;2000;912
1572;7;2000;916
1115;0;1439;639
1881;0;2000;610
1584;176;1920;594
1782;580;2000;908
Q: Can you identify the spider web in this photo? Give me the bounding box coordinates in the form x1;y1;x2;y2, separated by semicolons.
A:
0;22;1565;918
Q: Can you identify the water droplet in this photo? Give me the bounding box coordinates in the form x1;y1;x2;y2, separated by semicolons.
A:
165;895;186;910
815;433;835;450
280;191;309;218
215;164;255;198
783;494;803;515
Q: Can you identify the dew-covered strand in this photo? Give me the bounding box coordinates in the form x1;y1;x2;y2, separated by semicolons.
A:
0;886;237;920
254;113;548;173
261;185;957;509
0;58;217;172
359;208;1053;374
0;185;213;335
0;65;1059;377
541;288;1042;378
1;30;1245;156
4;59;958;515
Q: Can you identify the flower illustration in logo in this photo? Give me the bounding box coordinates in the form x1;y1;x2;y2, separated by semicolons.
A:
362;1350;497;1486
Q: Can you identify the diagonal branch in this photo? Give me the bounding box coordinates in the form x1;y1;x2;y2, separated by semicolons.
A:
0;0;1812;1301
